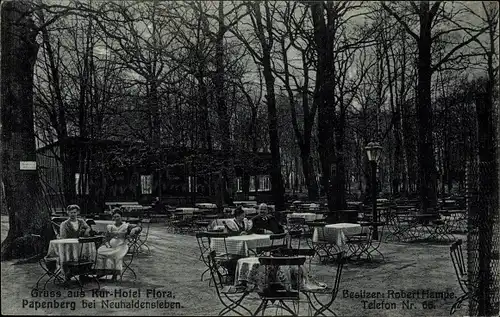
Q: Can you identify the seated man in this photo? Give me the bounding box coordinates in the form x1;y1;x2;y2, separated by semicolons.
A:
59;205;91;239
250;214;284;234
249;203;284;234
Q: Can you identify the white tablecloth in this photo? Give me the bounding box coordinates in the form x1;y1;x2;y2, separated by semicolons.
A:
210;234;285;256
294;203;320;212
175;207;199;214
235;257;326;292
243;207;257;216
234;201;257;206
195;203;217;209
46;239;97;274
209;218;237;231
287;213;322;222
93;220;113;233
308;203;320;211
174;208;199;219
312;223;362;247
120;205;144;210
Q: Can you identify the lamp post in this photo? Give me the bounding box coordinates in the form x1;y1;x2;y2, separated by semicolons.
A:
365;141;382;240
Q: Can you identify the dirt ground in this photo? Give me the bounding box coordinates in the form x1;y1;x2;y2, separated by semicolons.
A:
1;216;467;316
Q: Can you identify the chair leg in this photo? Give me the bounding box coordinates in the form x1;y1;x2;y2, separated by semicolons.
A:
49;270;65;287
120;266;137;281
310;292;339;317
200;268;210;281
218;294;251;316
35;272;50;290
260;300;269;316
450;292;469;315
253;300;267;316
280;301;298;316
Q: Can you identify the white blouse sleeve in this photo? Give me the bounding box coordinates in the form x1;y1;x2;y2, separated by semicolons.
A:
244;218;253;231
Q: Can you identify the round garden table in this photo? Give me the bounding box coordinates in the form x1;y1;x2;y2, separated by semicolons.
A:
46;238;97;275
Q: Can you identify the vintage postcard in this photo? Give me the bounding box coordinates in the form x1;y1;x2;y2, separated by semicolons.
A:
1;0;498;316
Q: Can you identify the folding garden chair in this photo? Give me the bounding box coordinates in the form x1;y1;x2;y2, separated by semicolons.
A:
345;226;372;260
307;221;337;263
51;221;61;239
254;256;307;316
205;231;243;285
65;237;103;290
120;227;143;282
34;231;63;290
207;251;252;316
196;231;212;281
136;216;152;255
390;211;420;242
361;221;386;261
449;239;475;314
255;232;288;256
275;248;316;271
422;216;455;242
288;229;306;249
287;217;307;232
35;256;64;290
170;212;194;234
302;252;345;316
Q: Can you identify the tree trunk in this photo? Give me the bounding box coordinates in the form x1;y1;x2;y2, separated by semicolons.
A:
417;6;437;211
399;32;410;196
214;1;234;206
1;0;53;260
301;149;318;201
311;2;336;214
471;71;498;315
247;2;285;211
261;61;285;211
333;121;347;210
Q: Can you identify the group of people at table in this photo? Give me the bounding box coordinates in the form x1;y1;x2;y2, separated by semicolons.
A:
52;204;141;281
202;203;333;305
49;202;342;287
216;203;284;234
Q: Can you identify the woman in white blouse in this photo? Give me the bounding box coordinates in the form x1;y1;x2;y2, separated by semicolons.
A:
225;207;252;234
95;209;140;280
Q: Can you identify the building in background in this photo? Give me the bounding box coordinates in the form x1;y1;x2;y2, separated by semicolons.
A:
36;137;273;214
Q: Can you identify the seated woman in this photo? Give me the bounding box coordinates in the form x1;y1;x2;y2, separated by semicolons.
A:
95;209;140;280
224;207;253;234
59;205;90;239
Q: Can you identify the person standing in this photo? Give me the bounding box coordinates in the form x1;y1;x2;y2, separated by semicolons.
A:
152;197;165;214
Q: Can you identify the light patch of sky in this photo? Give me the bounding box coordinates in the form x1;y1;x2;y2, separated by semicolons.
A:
223;1;368;98
40;1;496;101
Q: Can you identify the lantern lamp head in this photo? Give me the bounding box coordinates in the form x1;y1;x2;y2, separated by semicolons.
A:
365;141;382;162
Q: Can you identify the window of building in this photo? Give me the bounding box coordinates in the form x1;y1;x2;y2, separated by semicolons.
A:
258;175;271;191
236;177;242;192
249;176;256;192
141;175;153;194
75;173;89;195
188;176;197;193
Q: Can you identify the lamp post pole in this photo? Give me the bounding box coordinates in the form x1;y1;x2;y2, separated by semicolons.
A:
365;141;382;241
371;160;378;240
